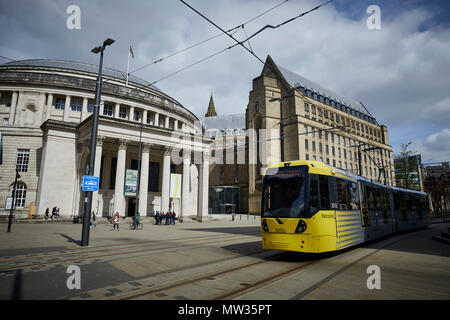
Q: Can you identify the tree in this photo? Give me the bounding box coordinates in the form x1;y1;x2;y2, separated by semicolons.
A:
394;142;421;190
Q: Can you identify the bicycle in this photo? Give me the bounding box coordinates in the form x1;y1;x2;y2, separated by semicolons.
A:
130;219;143;230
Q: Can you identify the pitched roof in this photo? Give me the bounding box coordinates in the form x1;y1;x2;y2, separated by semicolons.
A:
265;55;377;123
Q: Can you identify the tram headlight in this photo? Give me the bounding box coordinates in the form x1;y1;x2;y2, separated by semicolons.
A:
262;219;269;232
295;220;307;233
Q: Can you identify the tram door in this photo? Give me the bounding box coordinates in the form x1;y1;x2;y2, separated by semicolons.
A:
360;182;370;228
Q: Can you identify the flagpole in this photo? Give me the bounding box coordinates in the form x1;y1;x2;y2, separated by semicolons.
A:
126;45;130;86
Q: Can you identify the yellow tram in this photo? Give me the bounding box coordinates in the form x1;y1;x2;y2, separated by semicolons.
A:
261;161;432;253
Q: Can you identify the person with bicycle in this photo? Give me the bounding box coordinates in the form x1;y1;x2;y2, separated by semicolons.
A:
51;206;57;219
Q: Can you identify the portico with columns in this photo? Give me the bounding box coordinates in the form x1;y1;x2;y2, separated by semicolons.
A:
36;115;211;221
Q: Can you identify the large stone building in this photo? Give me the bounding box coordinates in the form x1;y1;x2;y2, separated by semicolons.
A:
0;59;211;219
246;56;395;214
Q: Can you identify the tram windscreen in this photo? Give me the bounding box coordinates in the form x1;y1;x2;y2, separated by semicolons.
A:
262;166;307;218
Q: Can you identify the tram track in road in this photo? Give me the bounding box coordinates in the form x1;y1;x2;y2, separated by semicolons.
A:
0;231;261;272
105;251;323;300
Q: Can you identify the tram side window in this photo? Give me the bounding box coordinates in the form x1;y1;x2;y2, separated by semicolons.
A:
366;187;376;211
336;178;350;210
347;181;360;210
374;188;383;211
405;194;412;210
319;176;331;210
393;192;400;211
309;175;320;215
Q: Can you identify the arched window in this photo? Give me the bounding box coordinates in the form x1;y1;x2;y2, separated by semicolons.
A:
10;182;27;208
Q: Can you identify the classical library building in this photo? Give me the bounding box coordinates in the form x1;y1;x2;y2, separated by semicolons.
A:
0;59;211;219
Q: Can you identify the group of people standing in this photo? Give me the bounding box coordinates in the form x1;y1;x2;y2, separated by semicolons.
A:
154;210;176;225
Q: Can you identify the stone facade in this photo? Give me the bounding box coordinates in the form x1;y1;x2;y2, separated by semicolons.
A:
246;56;395;214
0;59;211;219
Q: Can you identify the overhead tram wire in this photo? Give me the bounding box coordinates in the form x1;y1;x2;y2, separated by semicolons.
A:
125;0;332;98
130;0;289;75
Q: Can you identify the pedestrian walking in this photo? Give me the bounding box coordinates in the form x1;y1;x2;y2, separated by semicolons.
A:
155;210;160;225
165;212;170;225
172;211;176;225
113;211;120;231
51;206;57;219
44;208;50;220
232;211;236;221
161;212;165;225
90;211;96;228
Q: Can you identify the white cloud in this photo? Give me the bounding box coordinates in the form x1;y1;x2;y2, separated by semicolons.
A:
411;128;450;163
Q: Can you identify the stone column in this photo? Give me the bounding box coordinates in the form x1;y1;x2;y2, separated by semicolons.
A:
161;147;171;213
165;116;170;128
174;119;178;131
129;106;134;121
113;139;128;216
198;151;210;221
14;91;23;125
181;150;190;218
154;113;159;127
142;110;148;124
92;136;104;215
36;92;46;126
9;91;18;125
81;97;88;121
63;95;71;122
99;101;104;117
114;103;120;119
45;93;53;121
138;143;151;216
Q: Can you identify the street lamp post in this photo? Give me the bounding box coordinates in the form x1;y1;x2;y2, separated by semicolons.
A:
81;38;115;247
133;124;143;229
7;168;20;233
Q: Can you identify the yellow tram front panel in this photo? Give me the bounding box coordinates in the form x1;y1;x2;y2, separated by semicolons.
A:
261;210;338;253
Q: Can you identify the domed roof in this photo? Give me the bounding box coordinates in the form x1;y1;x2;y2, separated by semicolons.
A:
1;59;161;92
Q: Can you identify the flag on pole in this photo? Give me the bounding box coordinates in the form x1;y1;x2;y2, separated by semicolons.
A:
126;44;134;86
130;45;134;59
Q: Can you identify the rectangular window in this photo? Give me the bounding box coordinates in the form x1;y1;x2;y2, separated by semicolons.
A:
319;176;331;210
306;154;309;160
71;99;82;112
55;97;65;110
16;149;30;172
134;110;140;121
326;145;329;155
304;103;309;112
336;178;349;210
305;139;309;150
88;102;94;113
312;141;316;152
319;143;323;153
119;107;127;119
0;92;12;106
103;104;113;116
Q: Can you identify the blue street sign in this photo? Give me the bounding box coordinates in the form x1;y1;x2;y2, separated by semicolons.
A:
82;176;99;191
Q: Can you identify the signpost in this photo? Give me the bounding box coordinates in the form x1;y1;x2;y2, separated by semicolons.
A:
82;176;99;192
